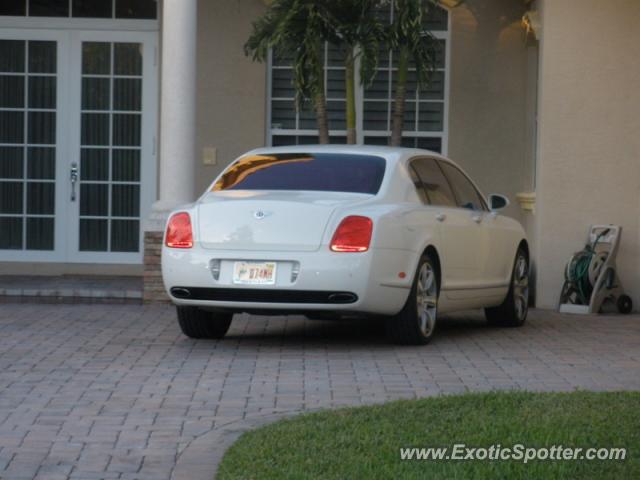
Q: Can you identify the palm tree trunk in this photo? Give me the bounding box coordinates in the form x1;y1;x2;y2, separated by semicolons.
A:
314;90;330;144
345;48;357;144
391;47;409;147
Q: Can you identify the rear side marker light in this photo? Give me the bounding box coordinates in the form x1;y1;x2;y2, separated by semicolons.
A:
166;212;193;249
330;216;373;252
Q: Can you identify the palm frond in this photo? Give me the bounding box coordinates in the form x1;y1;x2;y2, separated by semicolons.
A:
389;0;438;89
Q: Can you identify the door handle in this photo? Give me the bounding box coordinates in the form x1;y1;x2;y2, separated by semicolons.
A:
70;162;78;202
436;213;446;222
472;214;483;223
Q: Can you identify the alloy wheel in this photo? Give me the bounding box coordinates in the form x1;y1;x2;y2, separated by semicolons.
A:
416;262;438;336
513;255;529;321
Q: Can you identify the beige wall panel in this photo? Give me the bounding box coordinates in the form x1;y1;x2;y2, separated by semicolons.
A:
535;0;640;309
448;0;533;222
194;0;267;194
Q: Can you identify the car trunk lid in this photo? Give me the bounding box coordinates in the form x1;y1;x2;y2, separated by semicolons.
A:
197;191;370;252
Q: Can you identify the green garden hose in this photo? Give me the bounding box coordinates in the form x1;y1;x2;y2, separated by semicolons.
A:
565;229;610;305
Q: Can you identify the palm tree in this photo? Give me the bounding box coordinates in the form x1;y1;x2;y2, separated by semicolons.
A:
244;0;331;144
325;0;385;144
388;0;438;146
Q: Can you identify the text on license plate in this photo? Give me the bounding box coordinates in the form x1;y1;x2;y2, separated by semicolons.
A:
232;261;277;285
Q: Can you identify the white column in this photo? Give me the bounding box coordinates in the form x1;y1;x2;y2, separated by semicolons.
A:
147;0;198;230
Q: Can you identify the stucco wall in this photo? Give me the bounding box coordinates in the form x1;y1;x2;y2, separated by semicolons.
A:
448;0;535;223
194;0;267;194
534;0;640;309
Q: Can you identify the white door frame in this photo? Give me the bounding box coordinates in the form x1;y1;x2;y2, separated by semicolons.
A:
0;27;157;264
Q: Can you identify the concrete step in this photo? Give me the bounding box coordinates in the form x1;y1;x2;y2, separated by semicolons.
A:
0;275;143;304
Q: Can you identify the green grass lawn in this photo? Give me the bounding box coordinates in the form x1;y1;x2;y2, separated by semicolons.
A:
217;391;640;480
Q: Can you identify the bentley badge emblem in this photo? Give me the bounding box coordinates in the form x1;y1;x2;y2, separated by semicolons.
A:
254;210;270;219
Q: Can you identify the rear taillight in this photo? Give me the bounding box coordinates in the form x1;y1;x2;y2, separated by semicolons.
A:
330;216;373;252
165;212;193;248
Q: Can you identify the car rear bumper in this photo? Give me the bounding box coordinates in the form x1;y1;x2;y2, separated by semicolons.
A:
161;246;415;315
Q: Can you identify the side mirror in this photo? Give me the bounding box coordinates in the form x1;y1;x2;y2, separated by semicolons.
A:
488;194;509;211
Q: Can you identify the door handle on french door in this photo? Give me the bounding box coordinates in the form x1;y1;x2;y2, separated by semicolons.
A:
70;162;78;202
472;214;483;223
436;213;446;222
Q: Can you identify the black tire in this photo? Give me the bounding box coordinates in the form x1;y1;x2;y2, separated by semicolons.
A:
486;248;529;327
386;253;438;345
617;295;633;315
177;306;233;339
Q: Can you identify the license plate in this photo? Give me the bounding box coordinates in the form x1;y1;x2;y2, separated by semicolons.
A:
232;261;277;285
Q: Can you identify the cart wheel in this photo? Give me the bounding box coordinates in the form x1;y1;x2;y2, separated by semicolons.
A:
617;295;633;314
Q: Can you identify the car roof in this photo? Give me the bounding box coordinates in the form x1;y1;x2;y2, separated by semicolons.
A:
243;144;452;166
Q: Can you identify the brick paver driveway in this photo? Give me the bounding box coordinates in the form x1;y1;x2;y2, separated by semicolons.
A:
0;304;639;479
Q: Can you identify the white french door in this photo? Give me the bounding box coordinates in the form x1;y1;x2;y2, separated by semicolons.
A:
67;30;157;263
0;28;157;263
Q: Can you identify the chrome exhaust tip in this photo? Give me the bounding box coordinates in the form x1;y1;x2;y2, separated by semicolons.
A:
170;287;191;299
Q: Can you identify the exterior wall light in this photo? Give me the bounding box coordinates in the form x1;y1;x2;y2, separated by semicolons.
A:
522;10;541;39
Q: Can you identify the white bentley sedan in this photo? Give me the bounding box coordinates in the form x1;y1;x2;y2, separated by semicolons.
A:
162;146;529;345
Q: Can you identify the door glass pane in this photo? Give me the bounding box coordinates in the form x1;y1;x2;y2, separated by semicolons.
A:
0;111;24;143
0;40;25;72
26;217;54;250
28;111;55;144
0;76;25;108
112;149;139;181
29;41;56;73
27;182;54;214
111;184;139;217
73;0;112;18
112;114;140;146
81;113;109;145
27;147;55;179
0;146;23;178
80;183;108;216
82;78;110;110
79;41;144;253
116;0;156;19
28;77;56;109
79;218;108;251
0;0;26;16
114;43;142;75
111;219;139;252
81;148;109;180
0;182;23;213
29;0;69;17
113;78;141;111
0;218;22;249
82;42;110;74
0;40;56;251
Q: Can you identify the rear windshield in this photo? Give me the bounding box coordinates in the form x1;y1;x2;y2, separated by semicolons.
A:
212;153;386;194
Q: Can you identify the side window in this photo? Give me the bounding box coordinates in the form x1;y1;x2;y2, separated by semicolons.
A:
408;165;429;204
438;162;487;211
411;158;457;207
